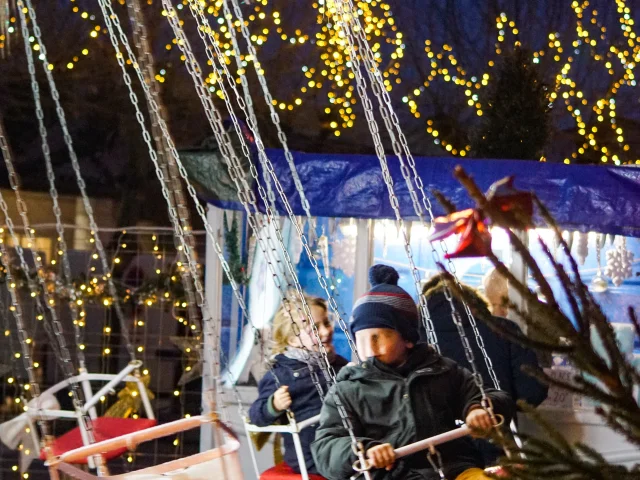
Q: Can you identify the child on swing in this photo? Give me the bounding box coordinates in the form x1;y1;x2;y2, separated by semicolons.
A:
250;294;349;475
312;265;514;480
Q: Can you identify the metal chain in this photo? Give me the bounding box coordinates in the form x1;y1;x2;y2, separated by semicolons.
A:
189;0;353;383
95;0;282;409
187;1;301;296
0;237;51;440
0;46;98;453
10;11;86;370
225;14;277;216
160;1;327;401
96;0;221;404
125;0;202;338
0;182;97;448
426;447;447;479
224;0;352;333
330;0;439;349
333;3;506;449
22;0;136;363
190;0;361;363
222;0;316;242
179;2;368;470
335;1;502;396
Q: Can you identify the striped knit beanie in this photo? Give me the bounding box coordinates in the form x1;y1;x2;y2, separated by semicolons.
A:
349;264;420;344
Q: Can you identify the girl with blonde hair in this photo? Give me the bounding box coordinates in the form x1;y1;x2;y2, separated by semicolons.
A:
249;294;348;475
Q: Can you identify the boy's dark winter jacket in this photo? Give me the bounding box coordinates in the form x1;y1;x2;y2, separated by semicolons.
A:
249;353;349;474
311;344;514;480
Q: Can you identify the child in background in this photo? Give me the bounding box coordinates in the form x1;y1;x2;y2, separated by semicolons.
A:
312;265;514;480
249;295;348;475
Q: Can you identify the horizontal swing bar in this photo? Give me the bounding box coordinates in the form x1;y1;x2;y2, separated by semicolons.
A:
353;414;504;472
394;425;471;458
243;414;321;434
50;415;213;465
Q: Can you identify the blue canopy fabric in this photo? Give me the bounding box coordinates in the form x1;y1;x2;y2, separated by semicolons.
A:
204;149;640;237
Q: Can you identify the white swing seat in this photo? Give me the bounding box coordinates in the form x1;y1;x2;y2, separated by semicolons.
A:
28;361;156;463
47;415;243;479
243;414;326;480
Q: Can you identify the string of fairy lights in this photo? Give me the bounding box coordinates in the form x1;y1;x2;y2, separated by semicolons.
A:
401;0;640;164
1;229;206;476
2;1;638;161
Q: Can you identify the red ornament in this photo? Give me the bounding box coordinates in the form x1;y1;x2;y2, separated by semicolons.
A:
485;176;533;229
430;209;492;259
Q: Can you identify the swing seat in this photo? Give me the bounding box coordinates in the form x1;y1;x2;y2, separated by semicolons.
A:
47;415;243;480
40;417;158;463
260;463;326;480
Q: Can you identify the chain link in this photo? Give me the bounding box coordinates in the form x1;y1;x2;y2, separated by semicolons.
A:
155;2;367;465
22;0;136;366
337;0;503;396
426;446;446;479
217;1;368;468
4;7;102;453
95;0;285;409
126;0;202;341
330;0;439;350
164;0;326;401
10;10;86;370
0;236;51;439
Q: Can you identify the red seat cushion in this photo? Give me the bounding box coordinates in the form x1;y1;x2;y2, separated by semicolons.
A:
261;462;326;480
40;417;158;464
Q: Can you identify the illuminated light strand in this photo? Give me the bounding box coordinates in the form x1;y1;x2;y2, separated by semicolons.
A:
404;4;639;164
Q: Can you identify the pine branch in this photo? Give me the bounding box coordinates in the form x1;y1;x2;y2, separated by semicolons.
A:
595;406;640;449
629;307;640;343
535;236;587;335
431;189;457;214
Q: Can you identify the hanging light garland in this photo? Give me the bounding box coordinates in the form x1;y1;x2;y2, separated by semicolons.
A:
2;1;638;161
404;0;640;164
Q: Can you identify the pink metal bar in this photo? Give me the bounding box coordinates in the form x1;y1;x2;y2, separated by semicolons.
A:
394;425;471;458
51;415;210;465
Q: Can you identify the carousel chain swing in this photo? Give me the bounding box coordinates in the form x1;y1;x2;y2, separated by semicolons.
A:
95;0;229;412
329;0;440;351
125;0;202;336
333;0;507;467
0;233;52;444
188;0;362;363
11;7;87;370
124;0;327;404
181;1;371;471
335;0;505;409
100;3;249;425
96;0;282;415
22;0;137;364
115;1;370;473
223;0;351;325
186;1;294;292
343;0;503;393
0;118;99;460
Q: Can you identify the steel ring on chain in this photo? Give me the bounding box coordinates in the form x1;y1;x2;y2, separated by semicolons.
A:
351;457;372;473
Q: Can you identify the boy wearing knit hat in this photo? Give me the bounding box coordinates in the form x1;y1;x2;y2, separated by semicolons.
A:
311;265;513;480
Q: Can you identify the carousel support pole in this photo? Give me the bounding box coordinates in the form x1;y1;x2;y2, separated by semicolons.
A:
202;204;225;451
352;219;372;360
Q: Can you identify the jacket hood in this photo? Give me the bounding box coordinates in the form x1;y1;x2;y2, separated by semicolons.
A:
424;284;492;332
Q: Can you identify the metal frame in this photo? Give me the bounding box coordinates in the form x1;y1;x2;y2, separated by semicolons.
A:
27;360;154;464
46;415;243;480
243;413;321;480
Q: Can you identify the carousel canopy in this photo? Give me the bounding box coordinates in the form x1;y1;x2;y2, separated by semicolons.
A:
185;148;640;237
